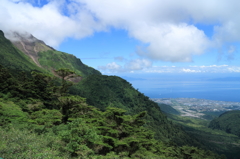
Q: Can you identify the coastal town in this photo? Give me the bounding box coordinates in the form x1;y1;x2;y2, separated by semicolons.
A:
152;98;240;118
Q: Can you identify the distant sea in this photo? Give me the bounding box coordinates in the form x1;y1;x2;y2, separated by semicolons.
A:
121;73;240;102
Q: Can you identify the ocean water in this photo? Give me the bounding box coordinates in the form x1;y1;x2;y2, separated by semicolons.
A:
139;81;240;102
122;74;240;102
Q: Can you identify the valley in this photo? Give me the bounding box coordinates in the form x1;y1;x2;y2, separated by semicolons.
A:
152;98;240;118
153;98;240;158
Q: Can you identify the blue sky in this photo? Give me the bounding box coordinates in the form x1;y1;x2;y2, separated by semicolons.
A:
1;0;240;75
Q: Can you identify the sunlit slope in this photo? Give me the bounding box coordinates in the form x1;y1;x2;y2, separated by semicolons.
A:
70;74;203;146
38;50;101;77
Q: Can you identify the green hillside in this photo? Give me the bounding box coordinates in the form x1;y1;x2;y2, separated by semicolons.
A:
158;103;180;115
0;30;45;74
0;30;226;158
38;50;101;77
0;28;202;146
0;65;223;158
70;75;205;147
165;113;240;158
209;110;240;137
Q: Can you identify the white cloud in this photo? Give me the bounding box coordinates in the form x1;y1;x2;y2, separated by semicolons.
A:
125;59;152;70
98;62;122;72
98;58;152;73
193;65;228;68
228;67;240;73
75;0;212;62
133;23;209;62
0;0;105;47
2;0;240;62
77;0;240;62
145;65;239;73
99;62;240;74
182;69;201;73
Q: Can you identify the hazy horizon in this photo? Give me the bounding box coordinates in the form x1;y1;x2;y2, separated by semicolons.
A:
119;73;240;102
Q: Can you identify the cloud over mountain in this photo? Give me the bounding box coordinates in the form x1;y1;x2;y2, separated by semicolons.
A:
1;0;240;63
0;0;105;47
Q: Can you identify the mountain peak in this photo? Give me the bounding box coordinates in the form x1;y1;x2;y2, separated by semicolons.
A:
6;31;55;51
0;30;101;79
6;31;37;43
5;31;55;68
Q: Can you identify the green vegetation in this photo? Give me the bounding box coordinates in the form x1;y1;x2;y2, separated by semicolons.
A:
0;126;71;159
0;65;224;158
158;103;180;115
0;65;56;103
0;30;100;78
69;75;205;146
38;50;101;77
0;30;227;158
201;111;226;120
165;113;240;158
209;110;240;137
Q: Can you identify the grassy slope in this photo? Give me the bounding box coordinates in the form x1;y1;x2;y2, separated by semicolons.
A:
38;50;101;77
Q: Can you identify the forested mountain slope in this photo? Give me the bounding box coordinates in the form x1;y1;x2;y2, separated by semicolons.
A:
209;110;240;137
0;30;226;158
157;103;180;115
0;29;208;146
70;74;204;146
0;65;224;158
160;109;240;159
